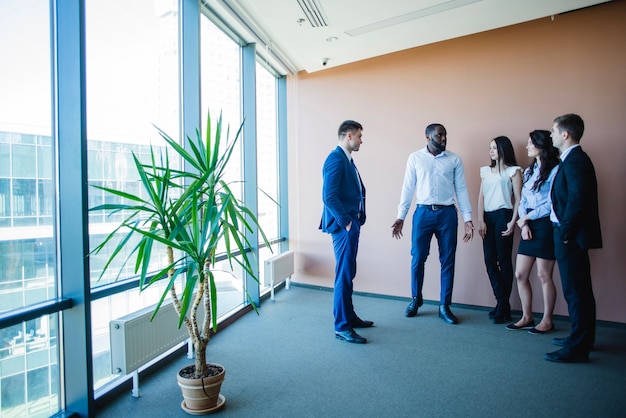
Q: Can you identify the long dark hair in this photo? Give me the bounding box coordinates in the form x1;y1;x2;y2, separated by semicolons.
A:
525;130;560;191
489;136;518;169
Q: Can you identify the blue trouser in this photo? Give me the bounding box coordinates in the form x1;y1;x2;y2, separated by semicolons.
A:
331;220;360;332
410;206;458;305
482;209;514;310
553;226;596;354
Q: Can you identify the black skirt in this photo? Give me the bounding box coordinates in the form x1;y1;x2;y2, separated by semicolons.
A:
517;216;555;260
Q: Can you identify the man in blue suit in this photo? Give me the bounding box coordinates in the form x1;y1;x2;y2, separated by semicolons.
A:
320;120;372;344
546;113;602;363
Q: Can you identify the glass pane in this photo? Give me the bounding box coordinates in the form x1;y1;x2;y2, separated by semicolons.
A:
0;0;56;309
0;314;60;418
256;63;279;242
200;17;245;314
200;16;242;198
0;239;56;311
85;0;180;290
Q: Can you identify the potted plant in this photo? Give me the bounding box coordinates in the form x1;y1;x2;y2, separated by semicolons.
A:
90;112;270;414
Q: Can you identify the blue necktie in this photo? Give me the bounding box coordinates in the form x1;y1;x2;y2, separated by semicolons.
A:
351;159;365;219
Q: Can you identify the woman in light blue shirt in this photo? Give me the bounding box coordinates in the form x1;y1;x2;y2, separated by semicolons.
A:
506;130;560;334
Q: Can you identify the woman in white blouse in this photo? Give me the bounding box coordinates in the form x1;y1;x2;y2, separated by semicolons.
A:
506;130;560;334
477;136;522;324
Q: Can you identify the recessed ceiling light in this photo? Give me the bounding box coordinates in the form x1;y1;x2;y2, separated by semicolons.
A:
326;36;338;42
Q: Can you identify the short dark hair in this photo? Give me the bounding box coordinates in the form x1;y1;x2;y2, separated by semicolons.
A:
554;113;584;142
489;136;517;168
338;120;363;138
425;123;445;136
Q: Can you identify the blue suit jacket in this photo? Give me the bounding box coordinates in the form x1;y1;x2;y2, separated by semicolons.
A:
320;146;366;234
551;146;602;249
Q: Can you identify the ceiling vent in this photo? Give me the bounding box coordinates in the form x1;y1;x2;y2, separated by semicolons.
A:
296;0;329;27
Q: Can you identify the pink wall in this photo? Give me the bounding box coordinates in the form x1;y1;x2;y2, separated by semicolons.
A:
286;1;626;323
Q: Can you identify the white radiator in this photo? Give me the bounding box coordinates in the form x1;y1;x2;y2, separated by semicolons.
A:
110;301;189;377
264;251;294;299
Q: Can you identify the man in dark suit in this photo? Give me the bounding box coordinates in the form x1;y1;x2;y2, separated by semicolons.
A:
320;120;372;344
546;113;602;363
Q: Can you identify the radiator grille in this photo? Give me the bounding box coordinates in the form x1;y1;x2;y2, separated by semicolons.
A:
264;251;295;286
110;301;189;375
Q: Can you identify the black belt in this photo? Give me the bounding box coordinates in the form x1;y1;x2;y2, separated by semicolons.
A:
416;204;454;211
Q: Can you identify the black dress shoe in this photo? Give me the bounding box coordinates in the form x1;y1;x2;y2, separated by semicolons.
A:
505;319;535;330
405;297;423;317
488;307;496;319
492;313;512;324
351;318;374;328
438;304;458;324
335;329;367;344
544;348;589;363
492;303;511;324
551;337;595;351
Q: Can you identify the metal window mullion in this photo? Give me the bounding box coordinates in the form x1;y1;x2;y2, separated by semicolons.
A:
180;0;201;296
180;0;201;146
52;0;93;416
277;76;289;253
241;43;259;306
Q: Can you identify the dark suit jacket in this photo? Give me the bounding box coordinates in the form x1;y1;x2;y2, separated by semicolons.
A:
320;146;366;234
551;146;602;249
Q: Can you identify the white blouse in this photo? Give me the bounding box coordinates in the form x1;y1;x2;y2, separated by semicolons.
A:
480;165;521;212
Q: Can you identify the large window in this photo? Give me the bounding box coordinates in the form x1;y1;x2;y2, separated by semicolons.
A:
200;16;246;315
0;1;287;415
0;0;60;416
84;0;181;391
256;63;281;290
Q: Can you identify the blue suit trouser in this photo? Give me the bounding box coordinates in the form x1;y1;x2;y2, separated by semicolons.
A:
410;206;458;305
331;221;360;332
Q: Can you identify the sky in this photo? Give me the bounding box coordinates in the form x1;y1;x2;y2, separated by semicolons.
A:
0;0;177;143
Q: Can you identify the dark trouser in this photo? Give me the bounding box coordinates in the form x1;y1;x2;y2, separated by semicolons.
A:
482;209;514;314
553;226;596;354
410;206;458;305
331;220;361;332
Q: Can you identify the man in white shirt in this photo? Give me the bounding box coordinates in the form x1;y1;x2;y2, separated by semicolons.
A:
391;123;474;324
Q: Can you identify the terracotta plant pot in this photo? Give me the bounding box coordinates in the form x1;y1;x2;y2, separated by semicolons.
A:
177;363;226;415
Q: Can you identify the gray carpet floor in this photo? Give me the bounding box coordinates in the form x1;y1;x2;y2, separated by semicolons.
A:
96;285;626;417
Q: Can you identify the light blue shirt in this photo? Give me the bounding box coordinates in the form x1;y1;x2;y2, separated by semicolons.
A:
519;163;558;221
397;147;472;222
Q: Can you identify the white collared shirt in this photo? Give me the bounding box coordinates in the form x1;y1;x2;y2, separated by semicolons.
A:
397;146;473;222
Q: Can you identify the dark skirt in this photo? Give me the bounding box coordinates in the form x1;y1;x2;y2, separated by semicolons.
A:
517;216;555;260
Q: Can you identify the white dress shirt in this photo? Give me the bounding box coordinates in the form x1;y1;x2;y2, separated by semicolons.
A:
550;144;580;223
397;146;473;222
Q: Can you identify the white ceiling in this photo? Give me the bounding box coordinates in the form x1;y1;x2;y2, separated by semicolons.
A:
204;0;613;74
